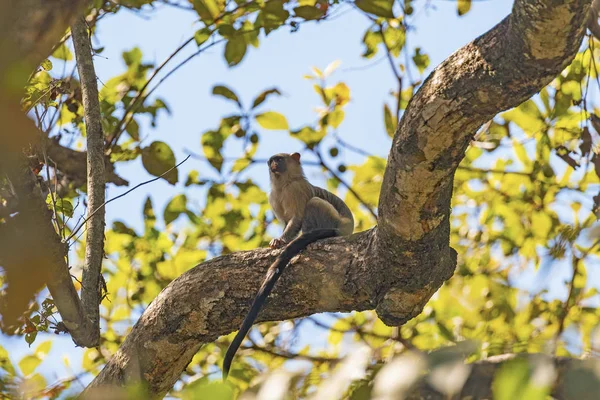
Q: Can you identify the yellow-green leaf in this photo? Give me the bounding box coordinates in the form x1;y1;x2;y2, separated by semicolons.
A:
164;194;188;225
52;42;73;61
18;355;41;376
328;109;345;128
194;27;211;46
224;36;247;67
34;341;52;358
255;111;289;130
457;0;472;16
141;141;178;185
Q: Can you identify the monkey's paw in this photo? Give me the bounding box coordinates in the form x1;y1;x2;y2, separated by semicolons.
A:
269;238;286;249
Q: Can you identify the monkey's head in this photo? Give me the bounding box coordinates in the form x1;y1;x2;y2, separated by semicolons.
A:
267;153;303;179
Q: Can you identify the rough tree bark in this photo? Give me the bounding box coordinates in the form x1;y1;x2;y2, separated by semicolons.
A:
81;0;592;398
71;16;107;347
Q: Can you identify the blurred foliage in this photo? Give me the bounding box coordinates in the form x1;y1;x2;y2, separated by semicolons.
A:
0;0;599;398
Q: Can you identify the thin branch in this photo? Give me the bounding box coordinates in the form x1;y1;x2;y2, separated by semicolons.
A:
314;149;378;220
106;2;256;149
64;155;190;243
457;166;532;177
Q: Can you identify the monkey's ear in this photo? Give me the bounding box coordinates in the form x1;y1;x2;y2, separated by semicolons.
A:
290;152;301;162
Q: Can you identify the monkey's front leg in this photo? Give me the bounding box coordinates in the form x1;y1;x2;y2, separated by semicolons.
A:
270;217;302;248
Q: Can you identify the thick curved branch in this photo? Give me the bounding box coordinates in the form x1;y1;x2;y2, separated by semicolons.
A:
86;230;378;396
374;0;590;324
85;0;592;397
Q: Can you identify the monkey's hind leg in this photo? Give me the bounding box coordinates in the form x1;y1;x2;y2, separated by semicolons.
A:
302;197;343;232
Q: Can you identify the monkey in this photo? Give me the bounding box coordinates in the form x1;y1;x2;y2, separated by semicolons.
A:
222;152;354;379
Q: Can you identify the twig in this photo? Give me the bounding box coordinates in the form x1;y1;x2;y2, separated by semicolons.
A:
457;166;532;177
64;155;190;243
314;150;378;219
245;342;339;364
106;2;257;149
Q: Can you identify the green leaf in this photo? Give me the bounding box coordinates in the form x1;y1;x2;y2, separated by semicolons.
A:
251;88;281;109
212;85;242;107
18;355;41;376
50;198;74;218
185;170;206;186
164;194;188;225
294;5;326;20
355;0;394;18
141;141;178;185
217;24;236;38
193;0;221;21
291;126;326;147
143;197;156;231
123;47;143;66
126;118;140;140
412;47;430;74
259;0;290;34
362;29;382;58
457;0;472;16
202;130;227;172
224;36;247;67
52;42;73;61
255;111;289;130
25;332;37;346
194;28;211;46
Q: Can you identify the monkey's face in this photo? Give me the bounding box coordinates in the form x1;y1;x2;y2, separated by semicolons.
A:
267;154;288;175
267;153;302;178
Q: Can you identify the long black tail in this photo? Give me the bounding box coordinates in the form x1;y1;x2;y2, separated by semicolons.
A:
222;228;339;380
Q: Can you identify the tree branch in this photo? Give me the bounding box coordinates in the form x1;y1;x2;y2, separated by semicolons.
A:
71;16;106;347
84;229;378;396
374;0;591;325
42;137;128;187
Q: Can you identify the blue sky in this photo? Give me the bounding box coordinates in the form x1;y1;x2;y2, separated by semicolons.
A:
14;0;598;395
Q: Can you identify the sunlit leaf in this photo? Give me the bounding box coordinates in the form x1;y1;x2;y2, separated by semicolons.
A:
457;0;472;16
164;194;188;225
52;42;73;61
355;0;394;18
255;111;289;130
141;141;178;184
18;355;41;376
